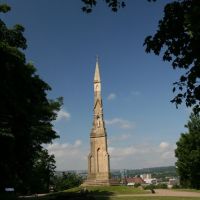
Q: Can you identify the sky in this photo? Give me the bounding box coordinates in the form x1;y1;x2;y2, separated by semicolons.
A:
2;0;192;170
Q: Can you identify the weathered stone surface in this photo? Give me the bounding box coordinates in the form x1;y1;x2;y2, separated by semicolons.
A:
84;59;115;186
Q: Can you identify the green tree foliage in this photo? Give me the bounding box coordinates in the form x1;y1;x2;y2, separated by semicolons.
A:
156;183;168;189
53;173;83;191
126;166;177;179
0;4;62;193
29;149;56;193
175;112;200;189
81;0;125;13
144;0;200;113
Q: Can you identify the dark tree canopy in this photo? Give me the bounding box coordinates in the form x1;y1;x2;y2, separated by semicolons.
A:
0;4;62;193
175;112;200;189
144;0;200;113
30;149;56;193
53;172;83;191
81;0;125;13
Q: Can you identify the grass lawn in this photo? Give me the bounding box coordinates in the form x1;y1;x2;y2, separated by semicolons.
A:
11;186;200;200
66;185;150;195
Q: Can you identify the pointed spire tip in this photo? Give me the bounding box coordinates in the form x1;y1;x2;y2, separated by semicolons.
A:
94;56;101;82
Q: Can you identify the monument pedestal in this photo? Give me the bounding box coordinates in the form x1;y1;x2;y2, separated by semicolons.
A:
82;178;120;186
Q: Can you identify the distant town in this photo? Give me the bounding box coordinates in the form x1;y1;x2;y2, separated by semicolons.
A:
55;166;179;188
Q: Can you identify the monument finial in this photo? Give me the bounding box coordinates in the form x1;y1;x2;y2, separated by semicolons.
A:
94;55;101;82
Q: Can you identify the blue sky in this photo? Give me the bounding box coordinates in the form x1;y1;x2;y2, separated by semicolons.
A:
2;0;191;170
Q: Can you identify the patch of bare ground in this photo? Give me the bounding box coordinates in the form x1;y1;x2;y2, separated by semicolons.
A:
114;189;200;197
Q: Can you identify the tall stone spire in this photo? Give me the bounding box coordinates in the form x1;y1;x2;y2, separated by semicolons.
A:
84;58;111;185
93;56;101;100
92;57;105;137
94;56;101;83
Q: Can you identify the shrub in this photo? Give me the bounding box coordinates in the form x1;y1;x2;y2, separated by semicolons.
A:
134;183;141;188
143;184;156;190
156;183;168;189
172;184;181;189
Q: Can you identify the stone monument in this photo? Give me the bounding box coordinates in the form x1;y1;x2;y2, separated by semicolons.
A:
83;58;115;186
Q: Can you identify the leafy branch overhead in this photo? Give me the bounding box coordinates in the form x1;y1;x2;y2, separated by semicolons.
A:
82;0;125;13
144;0;200;112
0;4;11;13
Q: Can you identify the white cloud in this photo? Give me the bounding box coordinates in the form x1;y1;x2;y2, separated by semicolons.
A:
74;140;82;147
159;142;169;150
107;93;116;100
46;140;87;170
108;142;176;169
161;151;175;159
56;109;71;121
109;146;137;157
47;140;83;157
105;118;134;129
46;140;176;170
109;133;132;143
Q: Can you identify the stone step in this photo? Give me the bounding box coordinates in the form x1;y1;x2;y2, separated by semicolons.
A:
82;179;120;186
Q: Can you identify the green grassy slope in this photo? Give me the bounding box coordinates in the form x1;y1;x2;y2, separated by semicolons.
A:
66;186;149;194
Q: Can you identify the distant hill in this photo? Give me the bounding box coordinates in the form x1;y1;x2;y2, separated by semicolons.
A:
55;166;178;179
125;166;177;178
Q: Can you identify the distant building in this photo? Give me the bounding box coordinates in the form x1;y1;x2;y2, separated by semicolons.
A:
125;177;145;186
140;174;157;184
168;178;179;188
140;174;151;179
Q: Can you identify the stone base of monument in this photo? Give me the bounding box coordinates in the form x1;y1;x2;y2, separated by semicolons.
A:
82;178;120;186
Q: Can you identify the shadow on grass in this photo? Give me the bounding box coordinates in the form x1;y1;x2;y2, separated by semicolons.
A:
4;189;114;200
48;190;113;200
0;187;115;200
